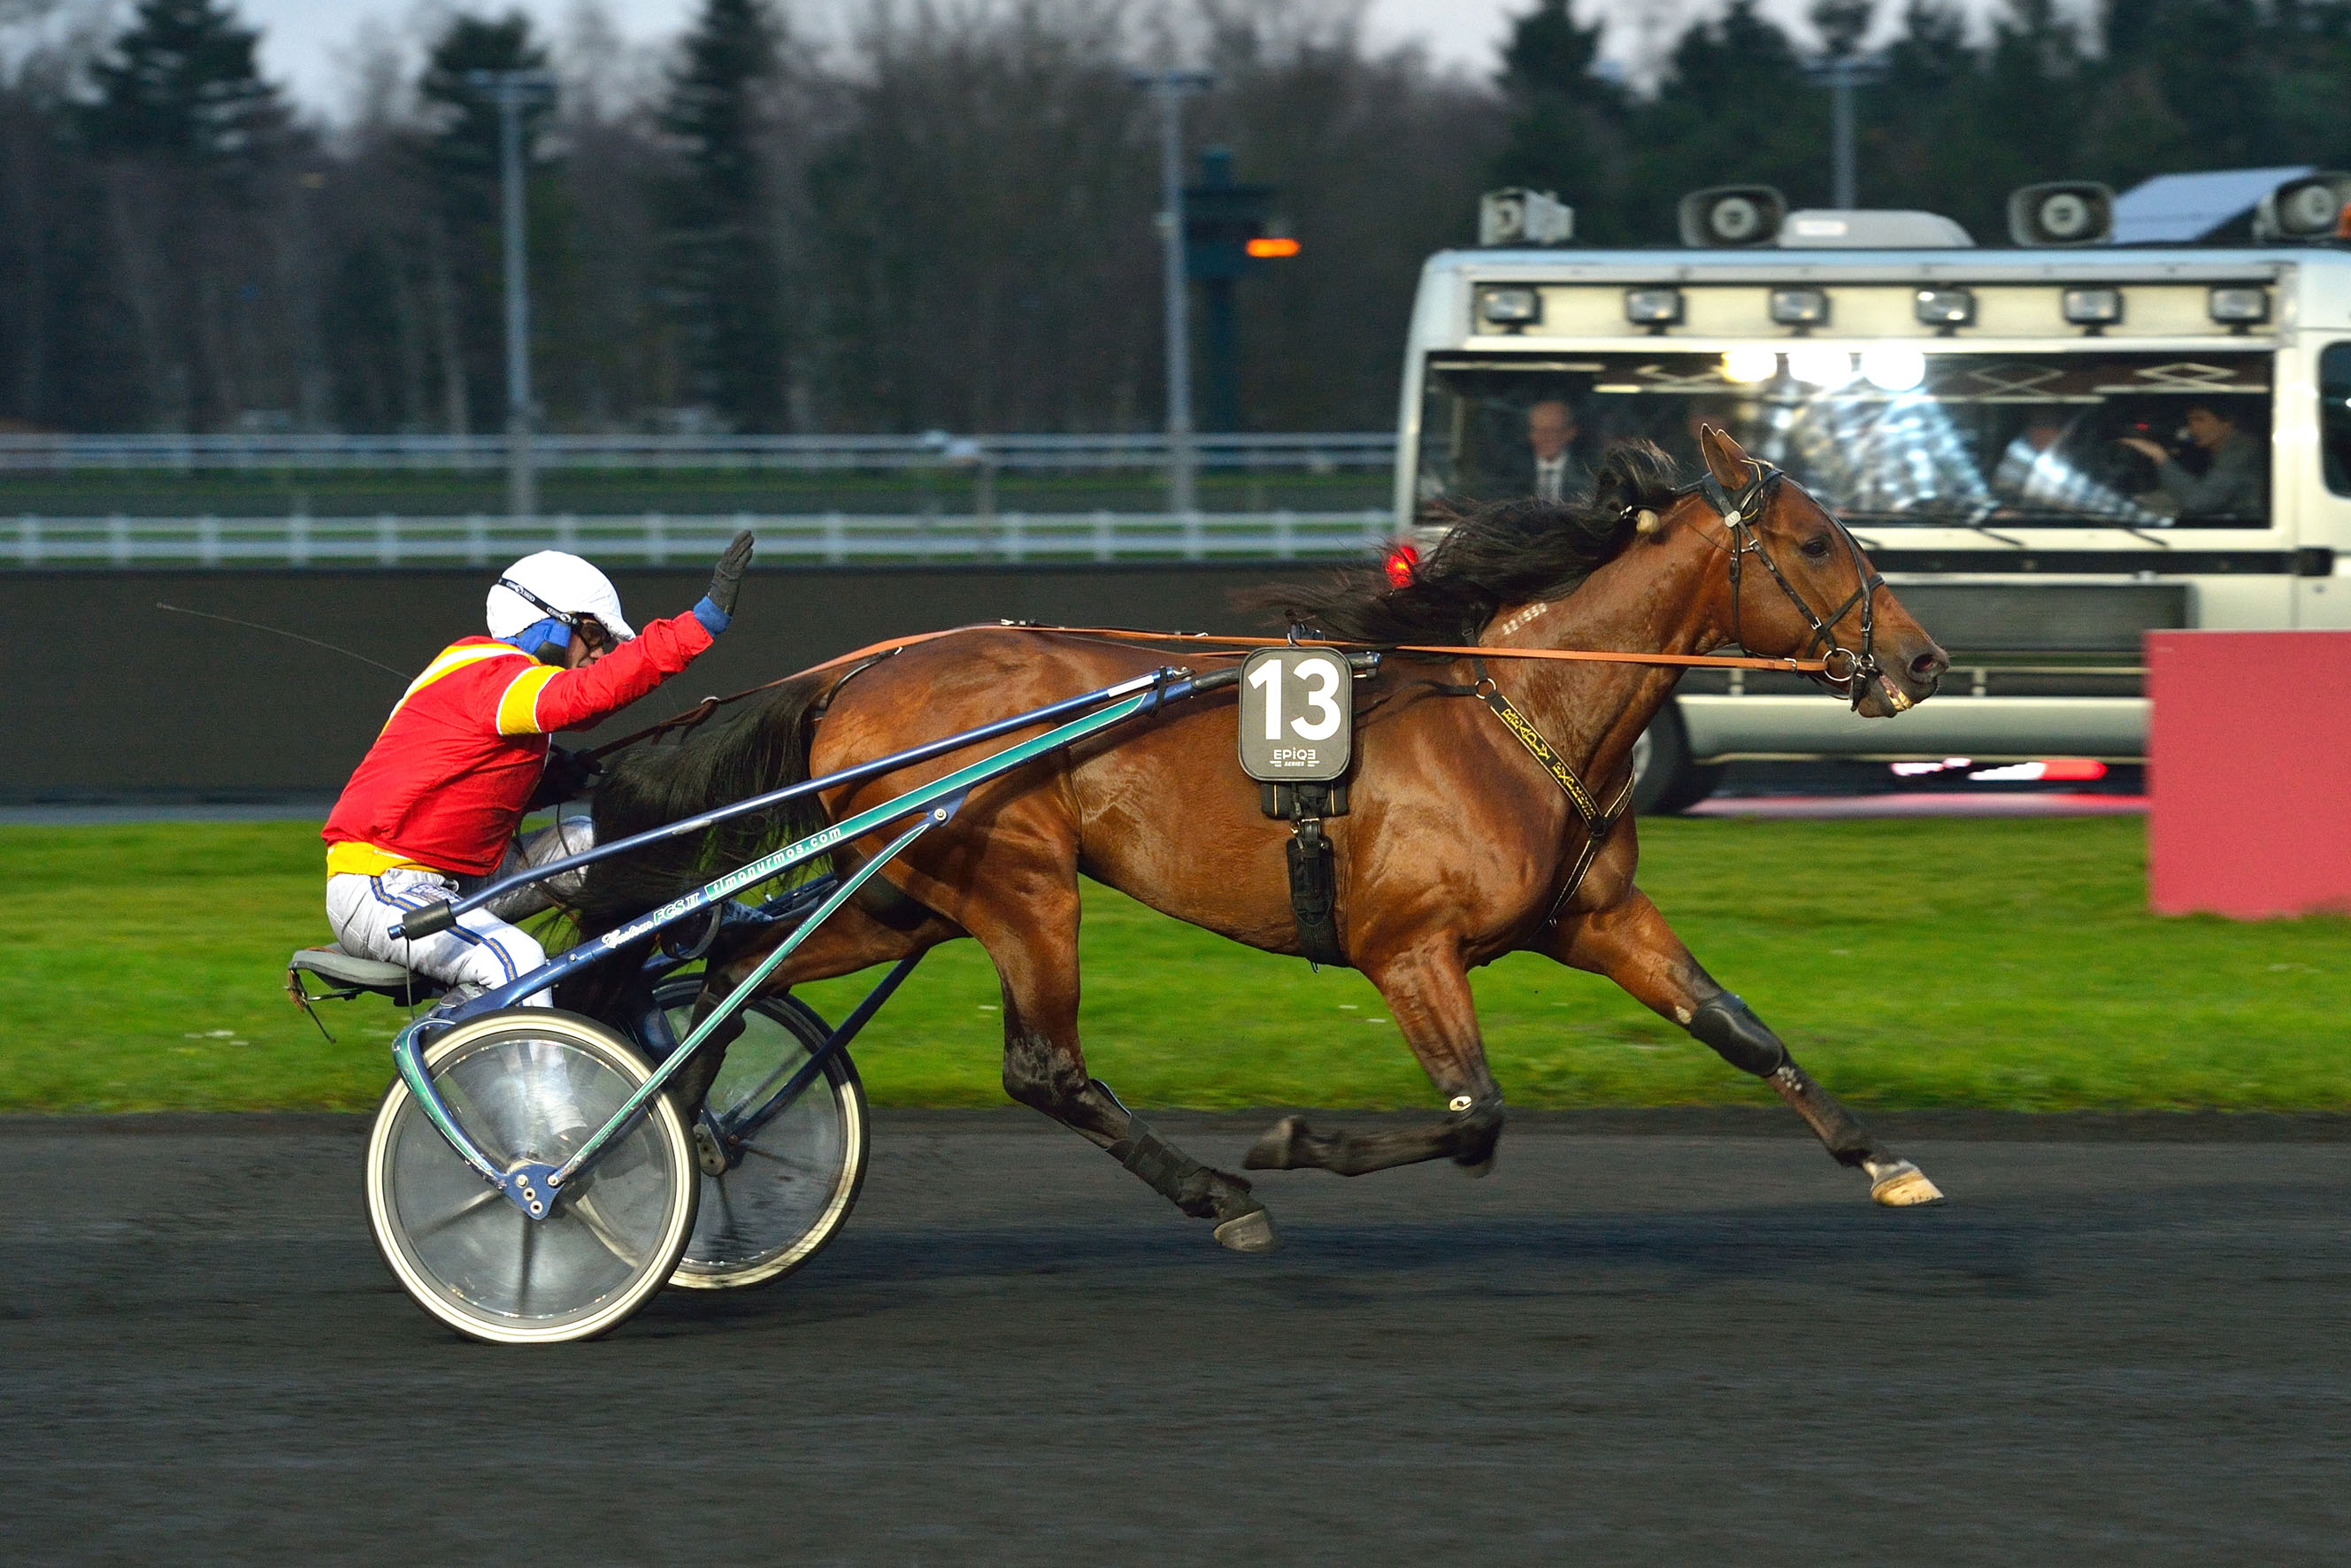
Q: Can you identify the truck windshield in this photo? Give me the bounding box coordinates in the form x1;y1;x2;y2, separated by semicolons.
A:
1417;350;2272;528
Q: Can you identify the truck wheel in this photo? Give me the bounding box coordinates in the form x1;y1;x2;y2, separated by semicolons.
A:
1630;704;1725;815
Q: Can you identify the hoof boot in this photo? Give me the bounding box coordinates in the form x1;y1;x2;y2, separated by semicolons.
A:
1212;1207;1280;1253
1868;1159;1945;1207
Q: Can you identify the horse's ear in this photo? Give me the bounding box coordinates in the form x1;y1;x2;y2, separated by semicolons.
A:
1699;425;1752;492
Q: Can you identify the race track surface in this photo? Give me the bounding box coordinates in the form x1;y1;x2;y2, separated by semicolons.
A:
3;1111;2344;1565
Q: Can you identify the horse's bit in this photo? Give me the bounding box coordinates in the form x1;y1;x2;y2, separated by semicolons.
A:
1679;458;1891;711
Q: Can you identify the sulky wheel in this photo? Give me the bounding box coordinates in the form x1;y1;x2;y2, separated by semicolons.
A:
655;978;869;1291
365;1008;698;1345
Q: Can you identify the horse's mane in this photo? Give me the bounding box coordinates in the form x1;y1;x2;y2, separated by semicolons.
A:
1251;441;1684;644
554;677;832;1014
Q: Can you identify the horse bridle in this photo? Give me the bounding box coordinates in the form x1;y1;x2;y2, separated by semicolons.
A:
1679;457;1888;711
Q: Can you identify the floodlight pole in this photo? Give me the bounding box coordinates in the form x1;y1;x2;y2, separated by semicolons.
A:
1129;68;1214;515
1805;54;1885;211
467;68;553;521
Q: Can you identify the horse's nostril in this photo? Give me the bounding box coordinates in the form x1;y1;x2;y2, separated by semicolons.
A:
1910;649;1948;681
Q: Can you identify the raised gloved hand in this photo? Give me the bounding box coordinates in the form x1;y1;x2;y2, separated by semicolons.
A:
706;530;754;618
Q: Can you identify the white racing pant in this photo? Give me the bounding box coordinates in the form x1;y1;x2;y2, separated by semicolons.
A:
326;819;596;1004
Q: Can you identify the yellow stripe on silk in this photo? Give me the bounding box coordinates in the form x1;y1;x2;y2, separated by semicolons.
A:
380;642;525;734
496;664;563;735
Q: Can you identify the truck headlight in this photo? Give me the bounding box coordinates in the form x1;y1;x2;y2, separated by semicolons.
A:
1914;288;1975;328
1624;288;1684;327
1478;287;1541;327
2207;286;2270;326
2062;287;2123;327
1769;288;1829;327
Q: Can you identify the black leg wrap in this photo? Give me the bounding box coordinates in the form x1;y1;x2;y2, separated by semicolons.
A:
1688;993;1790;1078
1106;1118;1251;1220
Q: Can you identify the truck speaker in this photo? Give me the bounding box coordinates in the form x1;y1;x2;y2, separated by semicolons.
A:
1678;186;1786;249
2007;181;2114;247
2255;172;2351;242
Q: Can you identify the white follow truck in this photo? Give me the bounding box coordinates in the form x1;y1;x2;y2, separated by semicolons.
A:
1395;172;2351;809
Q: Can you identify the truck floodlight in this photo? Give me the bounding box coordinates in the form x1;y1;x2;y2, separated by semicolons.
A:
2207;285;2270;327
1786;345;1855;388
2254;173;2351;242
1479;188;1574;248
1478;287;1542;329
1677;185;1786;249
1721;347;1779;383
1914;288;1975;330
1769;288;1830;327
2007;181;2115;247
1858;344;1926;393
2062;288;2124;328
1624;288;1684;329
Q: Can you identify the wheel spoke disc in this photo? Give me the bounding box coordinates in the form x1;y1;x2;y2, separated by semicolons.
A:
383;1024;683;1331
672;1002;857;1284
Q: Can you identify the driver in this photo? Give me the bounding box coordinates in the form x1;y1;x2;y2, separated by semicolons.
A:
322;533;754;1005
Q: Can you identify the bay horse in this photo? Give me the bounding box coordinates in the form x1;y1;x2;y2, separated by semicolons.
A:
569;427;1952;1251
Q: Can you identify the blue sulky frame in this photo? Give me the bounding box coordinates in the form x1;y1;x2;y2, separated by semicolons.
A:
382;666;1210;1224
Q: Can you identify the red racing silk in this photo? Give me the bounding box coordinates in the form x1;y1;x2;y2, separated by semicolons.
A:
324;613;714;878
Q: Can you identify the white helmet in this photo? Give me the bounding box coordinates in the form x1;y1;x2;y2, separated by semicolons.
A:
486;550;636;642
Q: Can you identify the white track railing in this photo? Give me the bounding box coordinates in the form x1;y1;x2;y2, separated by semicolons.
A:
7;511;1398;567
0;431;1396;473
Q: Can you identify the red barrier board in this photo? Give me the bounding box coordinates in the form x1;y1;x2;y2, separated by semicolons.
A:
2147;630;2351;918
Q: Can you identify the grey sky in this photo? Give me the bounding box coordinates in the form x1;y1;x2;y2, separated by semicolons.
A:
227;0;2016;118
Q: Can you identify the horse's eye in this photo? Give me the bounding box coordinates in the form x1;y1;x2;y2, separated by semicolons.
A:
1799;534;1832;560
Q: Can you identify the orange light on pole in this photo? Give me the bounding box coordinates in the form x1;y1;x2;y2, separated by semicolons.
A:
1245;236;1301;258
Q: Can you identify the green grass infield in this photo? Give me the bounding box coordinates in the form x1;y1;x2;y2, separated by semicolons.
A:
2;817;2344;1114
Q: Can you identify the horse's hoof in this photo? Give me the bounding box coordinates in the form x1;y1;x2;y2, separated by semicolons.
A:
1212;1207;1280;1253
1456;1154;1495;1180
1868;1160;1945;1207
1241;1115;1308;1171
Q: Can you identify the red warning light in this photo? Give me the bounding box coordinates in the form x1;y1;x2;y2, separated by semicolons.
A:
1384;542;1419;588
1246;236;1301;258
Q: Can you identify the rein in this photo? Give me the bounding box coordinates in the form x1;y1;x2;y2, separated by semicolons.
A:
590;622;1836;760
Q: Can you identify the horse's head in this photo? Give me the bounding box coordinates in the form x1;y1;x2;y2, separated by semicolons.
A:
1675;426;1948;717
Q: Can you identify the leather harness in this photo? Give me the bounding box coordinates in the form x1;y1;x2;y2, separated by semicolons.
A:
591;458;1889;963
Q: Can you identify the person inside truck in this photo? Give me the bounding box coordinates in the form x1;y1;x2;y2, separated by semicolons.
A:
1524;399;1583;502
1993;414;2164;525
2117;402;2265;521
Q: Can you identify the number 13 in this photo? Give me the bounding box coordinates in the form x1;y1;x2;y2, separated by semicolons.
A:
1249;657;1344;741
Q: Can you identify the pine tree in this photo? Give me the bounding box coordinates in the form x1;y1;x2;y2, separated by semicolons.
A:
1488;0;1632;242
81;0;286;173
660;0;788;431
418;12;556;219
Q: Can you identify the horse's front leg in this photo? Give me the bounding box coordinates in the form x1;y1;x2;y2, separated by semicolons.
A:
1540;887;1943;1207
1244;939;1507;1178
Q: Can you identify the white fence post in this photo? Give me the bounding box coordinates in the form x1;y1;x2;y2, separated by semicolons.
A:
108;514;128;566
18;515;37;567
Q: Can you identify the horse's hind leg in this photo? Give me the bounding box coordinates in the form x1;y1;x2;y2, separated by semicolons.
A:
1544;888;1943;1207
972;880;1277;1251
1244;940;1506;1178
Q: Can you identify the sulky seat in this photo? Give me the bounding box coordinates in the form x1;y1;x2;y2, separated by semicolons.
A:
288;945;445;1004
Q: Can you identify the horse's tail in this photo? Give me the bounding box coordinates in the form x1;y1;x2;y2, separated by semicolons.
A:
556;674;833;1013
